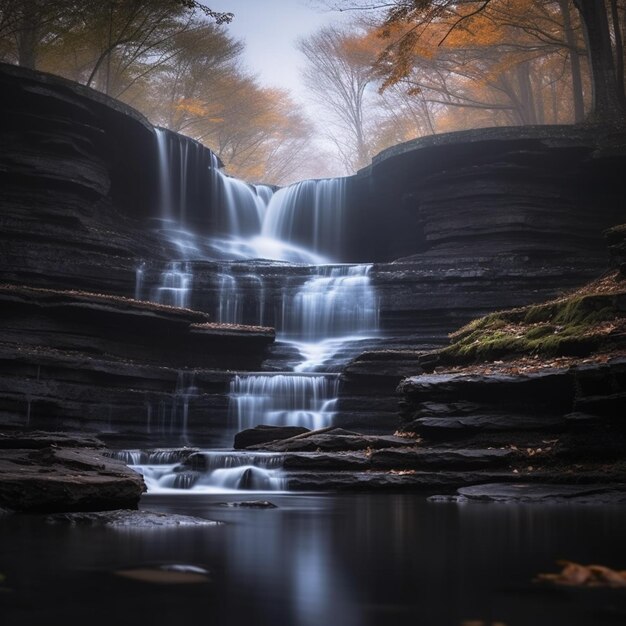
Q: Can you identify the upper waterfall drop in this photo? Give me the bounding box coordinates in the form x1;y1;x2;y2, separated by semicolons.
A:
262;178;346;260
212;162;274;238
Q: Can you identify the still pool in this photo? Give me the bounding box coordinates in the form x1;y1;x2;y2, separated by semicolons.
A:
1;494;625;625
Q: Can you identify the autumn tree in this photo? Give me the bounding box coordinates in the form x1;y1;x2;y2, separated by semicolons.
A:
299;25;381;171
0;0;232;85
0;0;83;69
335;0;625;124
0;1;319;183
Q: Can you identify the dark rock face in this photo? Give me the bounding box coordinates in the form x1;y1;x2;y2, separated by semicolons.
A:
1;63;626;447
351;125;625;263
0;63;166;297
0;446;145;512
0;284;274;369
369;447;512;469
606;225;626;275
233;425;310;450
0;285;272;443
285;469;516;492
249;429;413;452
397;358;626;441
398;369;576;434
457;482;626;504
0;430;104;449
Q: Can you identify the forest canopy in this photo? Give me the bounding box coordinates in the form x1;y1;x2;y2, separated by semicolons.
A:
1;0;624;179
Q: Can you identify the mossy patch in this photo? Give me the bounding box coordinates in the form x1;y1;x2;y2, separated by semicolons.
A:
442;287;625;364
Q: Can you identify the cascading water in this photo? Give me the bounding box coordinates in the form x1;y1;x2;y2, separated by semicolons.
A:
262;178;346;260
135;451;286;492
230;374;339;431
153;262;193;308
126;128;380;492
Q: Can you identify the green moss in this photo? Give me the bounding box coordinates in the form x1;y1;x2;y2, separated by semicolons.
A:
442;291;623;364
525;324;555;340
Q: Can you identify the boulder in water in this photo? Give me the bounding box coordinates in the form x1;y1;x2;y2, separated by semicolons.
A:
0;447;145;512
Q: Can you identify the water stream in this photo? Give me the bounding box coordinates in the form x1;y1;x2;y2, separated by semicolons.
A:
130;130;380;492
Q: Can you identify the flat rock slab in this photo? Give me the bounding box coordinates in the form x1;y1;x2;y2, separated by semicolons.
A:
0;447;145;512
458;482;626;504
286;470;515;491
0;431;104;449
46;509;219;527
412;414;566;437
255;432;417;453
234;425;310;450
370;447;513;469
282;452;370;470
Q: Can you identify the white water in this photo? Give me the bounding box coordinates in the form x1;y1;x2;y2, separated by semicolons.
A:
152;262;193;308
263;178;346;260
129;130;381;492
279;265;378;341
154;128;346;265
135;451;286;493
230;374;339;431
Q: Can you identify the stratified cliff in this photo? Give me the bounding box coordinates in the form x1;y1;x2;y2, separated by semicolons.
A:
0;62;625;441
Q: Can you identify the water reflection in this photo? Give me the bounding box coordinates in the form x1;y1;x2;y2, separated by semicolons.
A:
1;495;625;626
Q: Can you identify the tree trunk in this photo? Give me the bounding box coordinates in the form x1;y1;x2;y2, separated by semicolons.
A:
16;4;38;69
559;0;586;122
609;0;625;103
573;0;626;123
516;62;538;125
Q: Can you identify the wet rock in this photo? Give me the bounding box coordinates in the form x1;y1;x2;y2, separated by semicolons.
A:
0;284;274;370
427;494;468;503
252;430;417;453
457;482;626;504
369;447;513;469
115;565;212;584
398;370;576;419
285;469;514;491
0;447;145;512
0;431;105;449
409;414;567;438
46;509;219;527
282;452;370;470
234;425;310;450
217;501;278;509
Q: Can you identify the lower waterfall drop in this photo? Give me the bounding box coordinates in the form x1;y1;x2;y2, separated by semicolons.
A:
134;451;286;492
229;374;339;431
228;263;378;435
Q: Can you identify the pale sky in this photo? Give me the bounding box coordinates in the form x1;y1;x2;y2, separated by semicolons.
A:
206;0;349;106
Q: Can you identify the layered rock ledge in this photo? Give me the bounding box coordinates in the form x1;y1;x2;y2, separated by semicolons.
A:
0;285;273;441
0;432;145;512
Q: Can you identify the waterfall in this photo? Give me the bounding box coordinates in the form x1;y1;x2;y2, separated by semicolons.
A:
134;262;145;300
279;265;378;341
213;269;267;326
133;450;286;492
156;128;174;221
153;262;193;308
213;167;273;237
262;178;346;259
229;374;339;431
155;127;209;224
142;129;383;493
170;371;197;444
